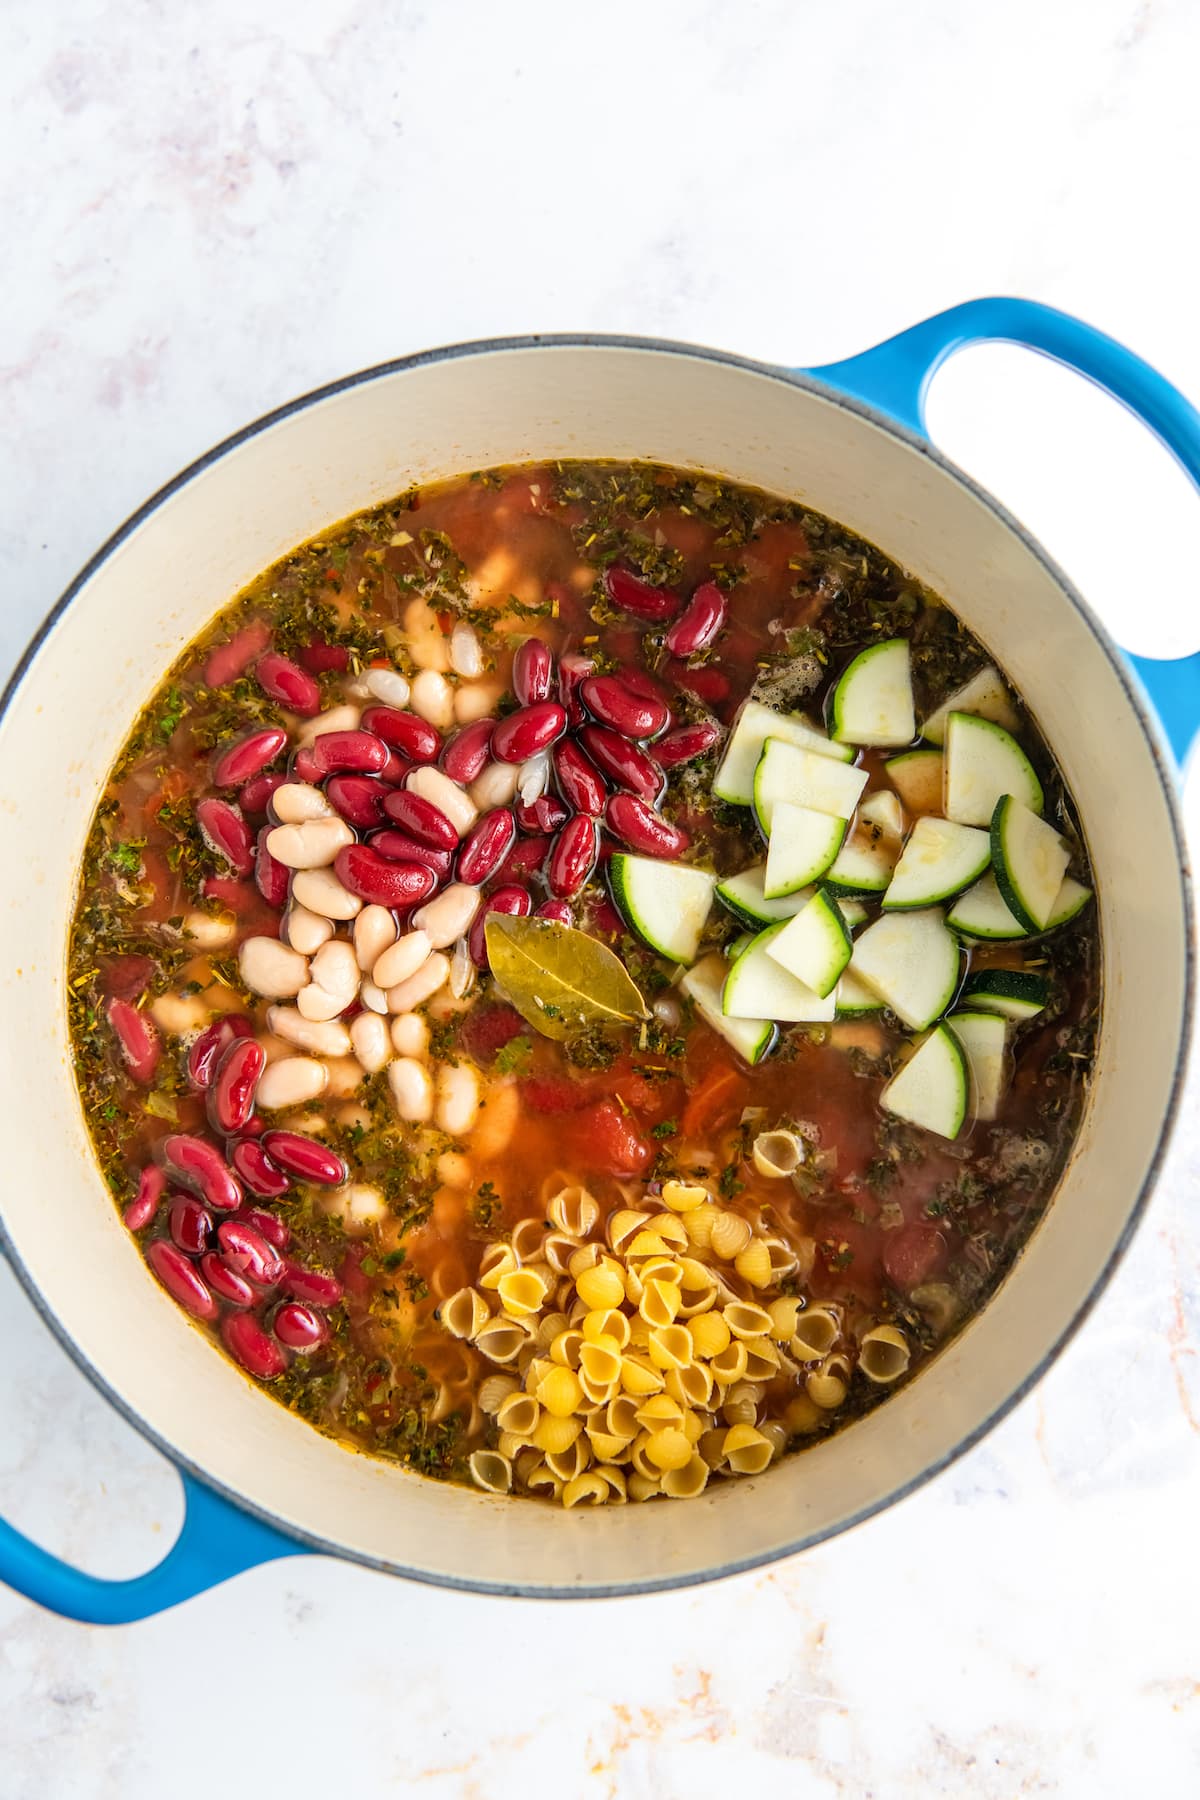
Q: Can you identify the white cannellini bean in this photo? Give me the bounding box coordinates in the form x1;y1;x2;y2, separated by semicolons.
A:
239;936;308;999
409;669;455;729
449;622;483;677
387;1056;434;1122
350;1012;392;1074
470;1077;520;1158
390;1012;429;1057
309;939;360;1001
324;1055;366;1098
437;1151;472;1189
285;904;335;955
292;866;362;919
386;952;450;1013
266;817;354;870
323;1182;388;1227
364;667;411;707
266;1006;353;1056
297;702;361;745
455;677;504;724
271;782;333;824
353;904;397;972
411;884;481;950
151;992;213;1035
435;1062;480;1137
518;752;550;804
407;765;477;835
404;597;450;672
297;985;351;1022
360;979;389;1014
469;760;521;809
371;929;432;990
449;937;474;999
182;909;237;949
256;1057;328;1111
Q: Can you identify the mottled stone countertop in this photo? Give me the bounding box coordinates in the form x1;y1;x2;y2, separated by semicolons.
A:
3;2;1200;1794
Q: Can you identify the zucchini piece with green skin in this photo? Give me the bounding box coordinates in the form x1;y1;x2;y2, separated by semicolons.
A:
884;747;944;814
946;872;1028;940
990;795;1070;931
919;664;1020;746
880;1023;969;1140
882;816;991;910
960;969;1049;1022
713;699;853;804
727;931;756;961
715;866;812;928
836;897;869;929
947;1009;1011;1122
680;954;776;1066
830;638;915;747
821;826;896;896
1045;875;1093;928
753;738;869;835
849;907;962;1030
609;854;716;964
723;922;837;1023
858;789;905;840
944;713;1043;827
764;890;852;999
835;969;885;1015
763;801;847;897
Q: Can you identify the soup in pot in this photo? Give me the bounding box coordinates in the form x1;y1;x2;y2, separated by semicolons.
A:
68;461;1098;1506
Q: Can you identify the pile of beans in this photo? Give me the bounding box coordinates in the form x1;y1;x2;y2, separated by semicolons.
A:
111;571;725;1377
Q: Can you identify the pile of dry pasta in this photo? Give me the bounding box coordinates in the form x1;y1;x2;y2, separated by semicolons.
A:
440;1180;913;1505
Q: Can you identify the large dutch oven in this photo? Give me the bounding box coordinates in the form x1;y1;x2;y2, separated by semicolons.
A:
1;298;1198;1623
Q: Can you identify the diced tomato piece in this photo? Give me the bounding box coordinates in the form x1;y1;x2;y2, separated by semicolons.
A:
681;1065;747;1139
458;1004;528;1066
572;1102;653;1176
103;953;155;1001
520;1076;593;1115
882;1223;951;1291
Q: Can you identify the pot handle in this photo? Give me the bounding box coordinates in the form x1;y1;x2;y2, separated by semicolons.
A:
0;1469;304;1624
806;297;1200;768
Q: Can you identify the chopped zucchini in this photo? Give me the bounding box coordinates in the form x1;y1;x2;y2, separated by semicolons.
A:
830;638;915;747
723;923;838;1023
753;738;869;834
946;872;1028;940
944;713;1043;827
919;664;1020;745
880;1024;969;1139
960;969;1049;1022
609;855;716;963
835;969;885;1015
858;789;905;840
713;699;853;804
763;801;847;897
714;866;812;927
764;890;853;999
947;1009;1011;1122
836;897;870;929
882;816;991;910
680;954;776;1065
1045;875;1093;929
884;747;944;814
990;795;1070;931
822;825;897;896
727;932;756;961
849;907;962;1030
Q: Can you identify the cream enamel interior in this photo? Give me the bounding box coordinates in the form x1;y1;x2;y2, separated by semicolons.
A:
0;342;1188;1593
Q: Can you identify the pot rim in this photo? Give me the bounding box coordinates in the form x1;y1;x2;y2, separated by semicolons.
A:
2;330;1193;1598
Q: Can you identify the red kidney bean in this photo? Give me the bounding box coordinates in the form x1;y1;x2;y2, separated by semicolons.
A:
336;844;438;907
655;720;722;767
669;662;730;705
201;875;257;915
104;953;155;1001
458;808;517;884
124;1164;167;1231
605;794;690;857
604;566;681;622
491;702;568;764
663;580;728;656
254;826;290;908
222;1311;288;1380
147;1241;218;1320
497;835;551;884
200;1252;256;1307
240;1208;291;1250
558;652;596;727
273;1302;329;1351
590;894;624;935
187;1015;253;1090
513;638;554;705
217;1217;282;1286
514;794;568;836
578;725;665;803
207;1038;266;1136
281;1263;344;1308
196;797;255;877
366;830;454;878
360;707;441;763
553;739;607;816
261;1130;348;1187
536;898;573;926
255;650;321;717
240;1115;266;1138
105;998;160;1085
381;787;459;851
324;774;387;830
296;640;349;674
229;1136;291;1199
378;748;411;785
441;719;495;784
468;883;532;968
163;1135;242;1212
548;814;599;899
213;726;289;790
169;1193;213;1256
291;746;323;784
239;769;287;815
581;675;670;740
311;730;389;776
616;666;670;705
204;620;271;689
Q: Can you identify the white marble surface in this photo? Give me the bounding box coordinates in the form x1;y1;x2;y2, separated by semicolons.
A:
4;1;1200;1793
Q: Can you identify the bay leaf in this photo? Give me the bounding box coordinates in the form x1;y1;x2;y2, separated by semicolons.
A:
484;915;648;1041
